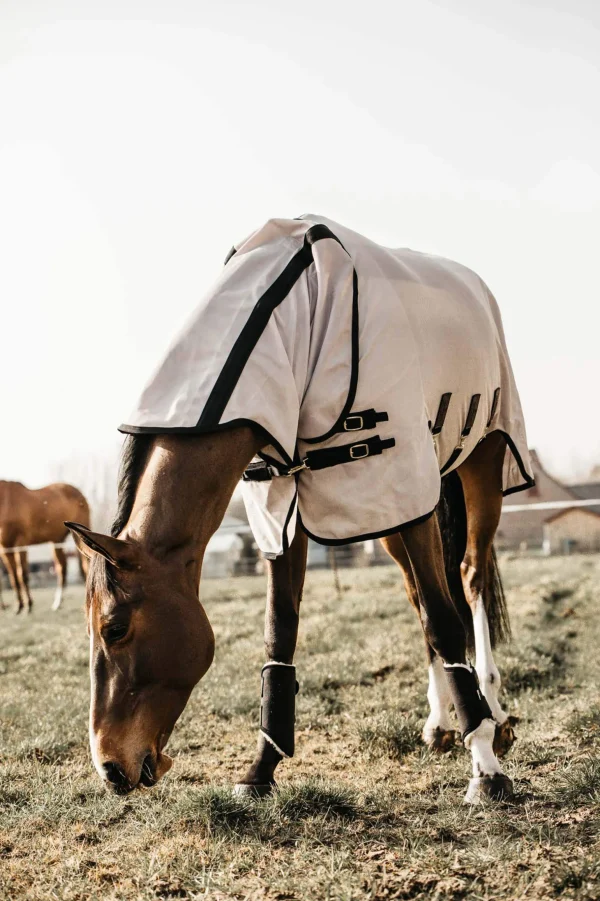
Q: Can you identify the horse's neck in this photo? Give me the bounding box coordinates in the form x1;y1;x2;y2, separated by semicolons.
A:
123;428;260;558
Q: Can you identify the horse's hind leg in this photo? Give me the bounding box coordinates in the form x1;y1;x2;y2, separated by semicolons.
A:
380;534;455;752
234;528;308;797
400;513;512;803
457;432;517;757
51;545;67;611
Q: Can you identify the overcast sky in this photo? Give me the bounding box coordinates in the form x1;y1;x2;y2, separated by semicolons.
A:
1;0;599;487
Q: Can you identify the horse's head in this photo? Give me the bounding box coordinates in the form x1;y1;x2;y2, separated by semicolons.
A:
67;522;214;793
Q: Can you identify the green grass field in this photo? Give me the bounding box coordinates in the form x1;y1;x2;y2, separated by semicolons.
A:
1;555;600;900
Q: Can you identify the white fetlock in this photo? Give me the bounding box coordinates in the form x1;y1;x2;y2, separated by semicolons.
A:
463;718;513;803
464;718;502;777
423;658;453;744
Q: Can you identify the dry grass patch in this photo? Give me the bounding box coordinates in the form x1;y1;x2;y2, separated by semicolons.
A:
1;556;600;899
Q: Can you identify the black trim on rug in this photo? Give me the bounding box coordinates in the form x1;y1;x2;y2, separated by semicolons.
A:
300;267;360;445
281;489;299;555
117;417;295;467
198;224;347;429
503;481;535;497
494;428;536;496
298;507;437;547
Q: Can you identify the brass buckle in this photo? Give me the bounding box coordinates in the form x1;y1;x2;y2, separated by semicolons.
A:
350;443;369;460
344;415;364;431
285;460;308;476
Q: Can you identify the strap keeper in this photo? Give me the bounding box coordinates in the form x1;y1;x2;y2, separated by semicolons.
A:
431;393;452;436
242;461;277;482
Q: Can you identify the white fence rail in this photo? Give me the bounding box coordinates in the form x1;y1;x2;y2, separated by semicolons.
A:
0;542;72;555
1;500;599;557
501;498;600;513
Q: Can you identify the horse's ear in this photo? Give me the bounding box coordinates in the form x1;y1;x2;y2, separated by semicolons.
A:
65;522;139;568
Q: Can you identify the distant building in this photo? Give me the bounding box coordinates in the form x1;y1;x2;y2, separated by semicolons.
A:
543;507;600;555
201;514;255;578
497;450;600;553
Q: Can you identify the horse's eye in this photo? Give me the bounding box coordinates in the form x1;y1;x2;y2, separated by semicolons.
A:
102;621;130;645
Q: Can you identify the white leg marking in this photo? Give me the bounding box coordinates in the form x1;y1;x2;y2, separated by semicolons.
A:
464;718;503;777
52;586;63;611
88;617;105;781
423;657;453;742
260;729;290;759
472;594;507;724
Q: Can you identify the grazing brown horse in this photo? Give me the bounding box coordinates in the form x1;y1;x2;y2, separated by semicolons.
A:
67;215;533;803
69;428;516;803
0;481;90;612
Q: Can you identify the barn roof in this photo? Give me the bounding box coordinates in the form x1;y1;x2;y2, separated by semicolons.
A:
567;481;600;515
544;505;600;524
497;449;578;547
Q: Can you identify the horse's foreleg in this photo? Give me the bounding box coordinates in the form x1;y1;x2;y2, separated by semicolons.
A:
14;550;33;613
401;514;512;803
234;528;308;797
1;550;25;613
380;533;456;751
51;546;67;611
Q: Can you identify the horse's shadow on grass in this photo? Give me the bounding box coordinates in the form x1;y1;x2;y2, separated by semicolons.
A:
174;779;392;839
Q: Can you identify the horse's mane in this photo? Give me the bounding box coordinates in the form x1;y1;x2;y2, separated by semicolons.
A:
88;435;153;609
111;434;154;536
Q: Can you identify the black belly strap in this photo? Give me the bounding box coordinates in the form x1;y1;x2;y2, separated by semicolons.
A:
260;662;299;758
242;434;395;481
443;663;493;740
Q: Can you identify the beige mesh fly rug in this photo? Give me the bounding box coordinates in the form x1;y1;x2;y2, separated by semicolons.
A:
120;215;534;558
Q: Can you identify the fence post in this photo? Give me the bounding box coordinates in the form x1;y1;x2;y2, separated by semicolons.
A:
328;546;342;600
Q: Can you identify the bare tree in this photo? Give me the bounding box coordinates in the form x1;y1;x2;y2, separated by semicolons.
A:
49;445;121;532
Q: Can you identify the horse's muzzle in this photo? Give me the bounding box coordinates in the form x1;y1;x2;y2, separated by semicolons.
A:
101;753;156;793
103;761;134;794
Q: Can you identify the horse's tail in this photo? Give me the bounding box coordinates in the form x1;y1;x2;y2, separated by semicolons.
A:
436;470;510;656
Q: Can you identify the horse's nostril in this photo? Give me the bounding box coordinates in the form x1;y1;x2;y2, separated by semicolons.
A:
139;754;156;787
103;761;130;791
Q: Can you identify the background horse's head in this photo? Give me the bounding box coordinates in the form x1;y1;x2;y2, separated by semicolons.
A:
67;522;215;793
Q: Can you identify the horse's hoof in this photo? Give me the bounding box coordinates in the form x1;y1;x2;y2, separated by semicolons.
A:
425;727;456;753
464;774;514;805
493;716;518;758
233;782;275;799
15;607;23;616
